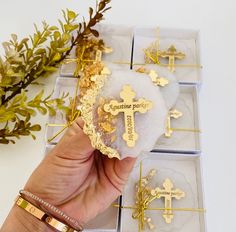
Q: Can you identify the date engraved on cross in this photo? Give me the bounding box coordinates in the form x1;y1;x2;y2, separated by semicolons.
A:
104;85;153;147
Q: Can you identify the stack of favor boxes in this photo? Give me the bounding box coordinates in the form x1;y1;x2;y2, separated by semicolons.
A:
45;24;206;232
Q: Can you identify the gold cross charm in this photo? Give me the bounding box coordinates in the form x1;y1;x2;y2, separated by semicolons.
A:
165;109;183;138
135;67;169;87
160;45;185;72
152;178;185;223
149;70;169;87
104;85;153;147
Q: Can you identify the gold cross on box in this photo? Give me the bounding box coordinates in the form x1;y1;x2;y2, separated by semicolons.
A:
160;45;185;72
165;109;183;137
149;70;169;87
104;85;153;147
152;178;185;223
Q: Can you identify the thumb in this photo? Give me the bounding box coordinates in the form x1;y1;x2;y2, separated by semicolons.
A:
102;156;137;194
114;157;137;183
52;118;95;160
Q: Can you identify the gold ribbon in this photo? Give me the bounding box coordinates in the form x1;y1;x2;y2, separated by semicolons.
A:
113;61;202;69
47;78;80;143
171;128;201;133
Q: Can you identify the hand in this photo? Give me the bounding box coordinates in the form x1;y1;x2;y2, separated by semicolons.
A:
24;118;136;225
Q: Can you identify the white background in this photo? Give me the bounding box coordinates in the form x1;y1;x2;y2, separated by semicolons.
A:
0;0;236;231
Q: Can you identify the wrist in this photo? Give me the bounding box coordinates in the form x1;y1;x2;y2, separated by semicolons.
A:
1;205;51;232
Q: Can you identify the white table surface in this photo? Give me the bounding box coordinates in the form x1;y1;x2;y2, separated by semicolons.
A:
1;0;236;231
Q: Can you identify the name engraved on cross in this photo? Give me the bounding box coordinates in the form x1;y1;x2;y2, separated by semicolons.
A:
104;85;153;147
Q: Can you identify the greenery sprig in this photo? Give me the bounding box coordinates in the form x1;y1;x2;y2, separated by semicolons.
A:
0;0;111;144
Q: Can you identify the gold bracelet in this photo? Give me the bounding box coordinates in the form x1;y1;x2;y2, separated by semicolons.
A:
15;196;80;232
19;190;83;231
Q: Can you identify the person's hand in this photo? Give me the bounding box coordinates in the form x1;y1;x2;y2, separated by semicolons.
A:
24;118;136;225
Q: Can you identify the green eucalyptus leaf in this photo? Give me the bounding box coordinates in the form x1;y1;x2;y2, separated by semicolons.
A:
62;33;71;42
67;10;77;20
26;108;36;116
17;43;24;52
37;106;47;115
0;88;5;96
58;19;64;31
38;37;47;45
26;49;33;60
11;34;18;42
35;48;46;55
50;40;59;50
34;90;44;101
31;134;36;140
20;38;29;44
49;26;59;31
15;109;30;117
43;66;58;72
58;105;70;114
29;124;41;131
52;53;61;62
11;94;23;104
56;47;71;53
33;33;40;46
0;108;15;122
0;139;10;144
53;31;61;40
20;131;31;136
64;24;78;32
48;107;56;116
89;7;93;17
44;31;52;37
